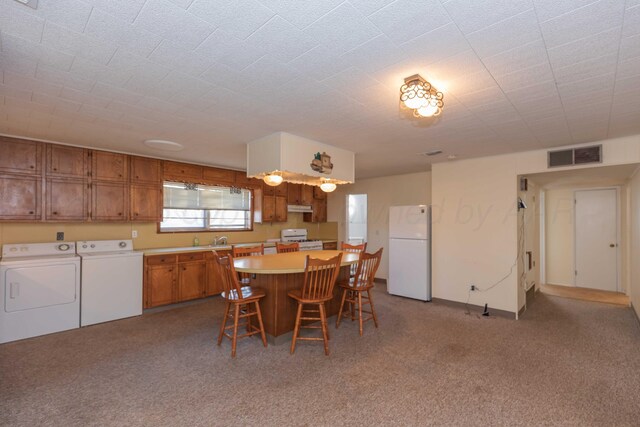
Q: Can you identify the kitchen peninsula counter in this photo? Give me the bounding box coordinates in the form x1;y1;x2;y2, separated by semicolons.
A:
234;250;358;341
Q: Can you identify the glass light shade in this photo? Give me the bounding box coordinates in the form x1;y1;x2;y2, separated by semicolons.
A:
417;103;439;117
263;174;283;186
403;96;427;110
320;182;337;192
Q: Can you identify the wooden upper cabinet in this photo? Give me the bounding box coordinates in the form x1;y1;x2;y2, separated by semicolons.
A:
275;181;288;197
92;151;128;182
0;137;42;175
203;167;235;186
92;182;128;221
304;198;327;223
313;185;327;200
130;184;162;222
0;175;41;220
163;161;203;182
46;144;88;178
46;178;88;221
130;156;161;184
301;185;314;205
275;195;287;222
287;183;302;205
234;171;262;189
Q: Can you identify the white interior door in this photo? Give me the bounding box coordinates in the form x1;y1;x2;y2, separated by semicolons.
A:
574;189;618;292
346;194;367;244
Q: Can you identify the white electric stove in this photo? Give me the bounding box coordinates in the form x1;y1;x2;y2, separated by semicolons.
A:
280;229;324;251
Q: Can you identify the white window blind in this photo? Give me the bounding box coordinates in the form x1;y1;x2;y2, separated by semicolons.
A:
160;182;252;231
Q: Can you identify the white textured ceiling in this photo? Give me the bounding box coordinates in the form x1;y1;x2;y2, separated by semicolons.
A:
0;0;639;179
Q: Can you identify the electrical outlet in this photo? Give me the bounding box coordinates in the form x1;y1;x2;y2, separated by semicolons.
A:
132;230;138;238
56;232;64;241
470;284;476;291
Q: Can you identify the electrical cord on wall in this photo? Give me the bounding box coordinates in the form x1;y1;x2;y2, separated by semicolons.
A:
464;208;527;316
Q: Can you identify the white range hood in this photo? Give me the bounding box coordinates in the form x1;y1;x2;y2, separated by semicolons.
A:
246;132;355;187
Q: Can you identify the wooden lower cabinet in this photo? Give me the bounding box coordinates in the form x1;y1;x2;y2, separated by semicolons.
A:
205;250;229;296
146;263;177;308
145;251;227;308
178;253;206;301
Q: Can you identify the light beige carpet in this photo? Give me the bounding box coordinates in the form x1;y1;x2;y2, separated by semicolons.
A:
1;286;639;426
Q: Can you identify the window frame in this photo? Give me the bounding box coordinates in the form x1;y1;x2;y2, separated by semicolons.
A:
158;181;255;233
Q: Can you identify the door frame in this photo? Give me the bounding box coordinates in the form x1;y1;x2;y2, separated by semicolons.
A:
573;186;621;292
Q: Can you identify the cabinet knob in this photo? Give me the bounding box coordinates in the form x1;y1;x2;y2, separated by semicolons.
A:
53;168;57;171
135;213;139;216
28;211;34;214
136;175;139;179
53;211;58;215
30;165;34;169
118;174;122;177
118;212;122;216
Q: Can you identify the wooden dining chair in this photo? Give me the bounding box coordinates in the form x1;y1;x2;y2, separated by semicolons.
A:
288;253;343;355
213;251;267;357
336;248;383;336
276;242;299;253
340;242;367;277
232;244;264;285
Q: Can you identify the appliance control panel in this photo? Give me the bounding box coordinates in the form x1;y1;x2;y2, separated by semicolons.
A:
1;242;77;259
76;240;134;254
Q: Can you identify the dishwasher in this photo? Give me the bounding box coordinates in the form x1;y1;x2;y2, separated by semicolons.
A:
77;240;143;326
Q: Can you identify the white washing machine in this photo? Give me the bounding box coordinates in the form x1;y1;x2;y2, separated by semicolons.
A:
77;240;143;327
0;242;80;344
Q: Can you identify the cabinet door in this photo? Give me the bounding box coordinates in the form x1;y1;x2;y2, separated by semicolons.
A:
92;182;128;221
46;178;88;221
262;195;275;222
205;250;229;296
275;195;288;222
287;183;302;205
304;198;327;223
163;161;203;182
275;181;288;197
92;151;128;182
130;156;161;184
313;185;327;200
203;167;235;186
0;175;41;220
178;262;206;301
46;145;88;178
146;265;176;308
0;137;42;175
262;182;275;196
130;184;162;222
234;171;262;189
301;185;314;205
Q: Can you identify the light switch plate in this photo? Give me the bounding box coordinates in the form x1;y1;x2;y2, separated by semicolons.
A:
132;230;138;238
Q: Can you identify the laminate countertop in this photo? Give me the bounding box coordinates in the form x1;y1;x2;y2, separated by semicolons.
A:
142;242;273;255
233;250;358;274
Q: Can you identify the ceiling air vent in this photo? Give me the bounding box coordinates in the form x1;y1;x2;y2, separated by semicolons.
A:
548;145;602;168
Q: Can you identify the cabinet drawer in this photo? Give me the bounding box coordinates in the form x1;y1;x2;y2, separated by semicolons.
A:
178;252;205;263
146;255;177;265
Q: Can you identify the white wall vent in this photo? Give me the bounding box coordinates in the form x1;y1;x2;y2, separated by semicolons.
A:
548;145;602;168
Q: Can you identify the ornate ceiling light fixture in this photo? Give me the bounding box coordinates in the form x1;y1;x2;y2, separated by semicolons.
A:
400;74;444;118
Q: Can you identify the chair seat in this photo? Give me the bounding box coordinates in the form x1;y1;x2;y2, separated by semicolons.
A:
338;278;373;290
287;289;333;303
223;286;265;301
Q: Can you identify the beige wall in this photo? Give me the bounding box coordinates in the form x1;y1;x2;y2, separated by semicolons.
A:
432;135;640;315
0;214;338;249
327;171;432;279
629;168;640;319
517;179;541;313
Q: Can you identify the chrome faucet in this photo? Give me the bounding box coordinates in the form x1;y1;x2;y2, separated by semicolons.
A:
213;236;228;246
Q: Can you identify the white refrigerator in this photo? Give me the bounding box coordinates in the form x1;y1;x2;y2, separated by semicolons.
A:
388;205;431;301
